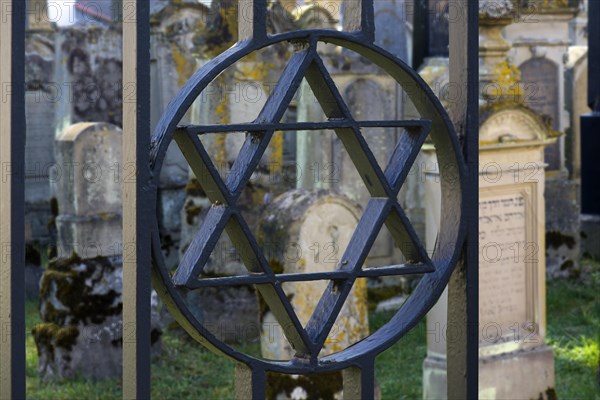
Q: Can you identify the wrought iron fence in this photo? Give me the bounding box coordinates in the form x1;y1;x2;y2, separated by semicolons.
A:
0;0;479;398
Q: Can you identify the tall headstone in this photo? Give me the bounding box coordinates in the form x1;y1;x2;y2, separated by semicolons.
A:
504;1;581;276
34;123;162;380
423;3;557;398
25;17;57;246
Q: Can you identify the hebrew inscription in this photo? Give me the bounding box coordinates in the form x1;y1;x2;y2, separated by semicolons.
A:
479;192;528;340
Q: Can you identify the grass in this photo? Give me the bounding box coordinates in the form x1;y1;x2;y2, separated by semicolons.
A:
25;262;599;399
545;258;600;400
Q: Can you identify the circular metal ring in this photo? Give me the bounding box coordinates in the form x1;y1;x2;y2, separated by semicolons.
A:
150;30;466;374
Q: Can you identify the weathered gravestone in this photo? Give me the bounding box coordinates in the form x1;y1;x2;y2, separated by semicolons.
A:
504;2;581;278
33;123;162;380
54;26;123;135
259;190;368;357
258;189;369;398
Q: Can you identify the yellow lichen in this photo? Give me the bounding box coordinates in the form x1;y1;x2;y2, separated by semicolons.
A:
171;44;196;87
490;60;523;101
270;131;284;175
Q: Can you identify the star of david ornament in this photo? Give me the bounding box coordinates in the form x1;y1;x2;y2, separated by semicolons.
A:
150;0;466;378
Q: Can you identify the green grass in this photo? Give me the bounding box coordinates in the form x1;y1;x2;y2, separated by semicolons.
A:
25;264;599;399
545;258;600;400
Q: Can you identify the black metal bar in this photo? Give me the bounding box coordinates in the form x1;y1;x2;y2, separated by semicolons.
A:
342;358;376;399
384;124;432;192
581;0;600;213
234;364;266;400
0;1;27;398
179;119;431;135
185;262;434;288
13;0;27;394
173;206;232;286
386;204;434;264
465;0;480;396
589;0;600;110
122;0;152;398
134;0;152;395
173;130;230;205
239;0;267;42
360;0;375;43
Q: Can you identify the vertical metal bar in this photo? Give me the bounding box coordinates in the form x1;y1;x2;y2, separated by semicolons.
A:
0;1;26;398
122;0;152;398
238;0;267;42
588;0;600;110
447;0;478;398
342;0;374;43
234;364;266;400
342;359;375;400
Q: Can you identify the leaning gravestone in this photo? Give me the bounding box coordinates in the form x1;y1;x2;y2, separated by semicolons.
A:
33;123;162;380
258;190;369;398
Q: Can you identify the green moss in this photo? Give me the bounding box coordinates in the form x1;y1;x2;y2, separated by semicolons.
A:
55;326;80;350
40;254;122;325
32;322;59;359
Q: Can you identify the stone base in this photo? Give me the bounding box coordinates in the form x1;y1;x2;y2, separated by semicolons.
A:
581;214;600;260
423;346;555;399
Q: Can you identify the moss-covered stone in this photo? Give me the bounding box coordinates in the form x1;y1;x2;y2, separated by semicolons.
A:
32;322;60;360
54;326;80;350
39;254;121;326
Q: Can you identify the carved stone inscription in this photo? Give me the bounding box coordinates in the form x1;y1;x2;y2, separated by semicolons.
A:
479;192;528;339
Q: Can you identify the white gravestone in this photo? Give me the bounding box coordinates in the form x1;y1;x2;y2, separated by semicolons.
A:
422;107;557;399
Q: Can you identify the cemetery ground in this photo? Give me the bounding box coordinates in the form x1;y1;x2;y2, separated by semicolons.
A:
24;260;599;399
